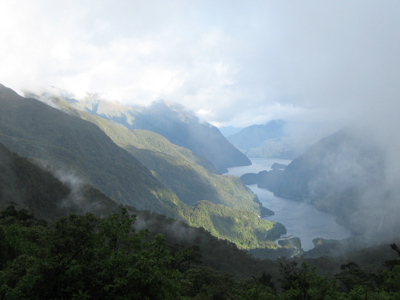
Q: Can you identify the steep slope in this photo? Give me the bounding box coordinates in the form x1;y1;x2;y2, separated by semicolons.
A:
185;200;286;249
0;85;284;250
256;125;400;239
0;140;283;252
0;84;183;217
0;142;121;221
0;143;286;275
48;96;262;214
60;95;251;173
135;101;252;173
0;135;280;252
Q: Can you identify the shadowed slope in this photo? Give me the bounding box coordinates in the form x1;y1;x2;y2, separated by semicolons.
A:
0;84;183;217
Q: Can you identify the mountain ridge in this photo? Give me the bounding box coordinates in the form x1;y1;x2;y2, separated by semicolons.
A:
56;93;251;173
45;94;261;214
0;84;283;251
0;84;183;217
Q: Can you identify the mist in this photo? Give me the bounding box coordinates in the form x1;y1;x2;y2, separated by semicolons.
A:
1;1;400;127
287;113;400;243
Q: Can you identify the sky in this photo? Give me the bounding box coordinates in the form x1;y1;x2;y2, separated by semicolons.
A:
1;0;400;127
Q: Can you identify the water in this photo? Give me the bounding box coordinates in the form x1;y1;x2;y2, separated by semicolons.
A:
227;158;291;177
227;158;353;250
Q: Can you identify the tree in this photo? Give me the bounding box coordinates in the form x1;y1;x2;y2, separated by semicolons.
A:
279;261;335;299
0;208;182;299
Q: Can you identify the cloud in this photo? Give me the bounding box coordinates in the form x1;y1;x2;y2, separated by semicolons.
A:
1;0;400;126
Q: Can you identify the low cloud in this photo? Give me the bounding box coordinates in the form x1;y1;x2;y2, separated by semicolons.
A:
1;1;399;127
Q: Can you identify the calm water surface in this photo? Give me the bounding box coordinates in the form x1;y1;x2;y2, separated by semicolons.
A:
227;158;353;250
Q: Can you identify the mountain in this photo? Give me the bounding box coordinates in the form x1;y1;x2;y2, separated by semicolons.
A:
58;94;251;173
246;135;324;159
185;200;285;249
40;94;285;249
0;142;286;277
218;125;243;137
0;84;283;251
255;125;400;240
227;120;286;151
0;142;122;221
0;84;183;218
227;120;337;159
45;95;261;214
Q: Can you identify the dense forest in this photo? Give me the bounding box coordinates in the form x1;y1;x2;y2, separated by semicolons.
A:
1;205;400;299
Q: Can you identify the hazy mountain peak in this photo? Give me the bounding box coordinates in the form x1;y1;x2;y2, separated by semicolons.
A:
146;99;197;124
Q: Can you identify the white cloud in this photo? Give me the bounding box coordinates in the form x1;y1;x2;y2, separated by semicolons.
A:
1;0;400;127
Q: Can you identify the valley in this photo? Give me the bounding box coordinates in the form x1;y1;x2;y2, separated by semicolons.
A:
0;84;283;252
1;83;400;298
2;2;400;297
227;158;352;250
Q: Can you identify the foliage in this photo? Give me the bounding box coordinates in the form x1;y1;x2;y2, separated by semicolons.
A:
56;97;262;214
1;206;400;299
0;207;182;299
0;85;183;218
184;200;285;249
50;94;250;172
0;142;126;222
42;93;280;250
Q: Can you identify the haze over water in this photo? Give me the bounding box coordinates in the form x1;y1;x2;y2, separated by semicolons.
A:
227;158;353;251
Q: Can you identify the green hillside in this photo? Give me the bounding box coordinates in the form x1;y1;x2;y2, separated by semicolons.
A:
0;84;183;218
49;95;262;214
0;142;122;221
0;85;283;250
2;109;400;299
45;95;282;249
0;141;284;269
184;200;285;249
61;95;251;173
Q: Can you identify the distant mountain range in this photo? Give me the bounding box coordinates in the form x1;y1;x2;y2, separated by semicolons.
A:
226;120;336;159
227;120;286;151
218;126;243;137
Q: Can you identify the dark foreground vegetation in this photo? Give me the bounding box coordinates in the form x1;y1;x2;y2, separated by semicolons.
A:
1;205;400;299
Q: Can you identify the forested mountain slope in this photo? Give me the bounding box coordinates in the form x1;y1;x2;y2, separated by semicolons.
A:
0;84;183;217
257;125;400;240
41;94;284;249
0;142;278;275
0;142;122;221
0;84;282;250
0;141;286;274
57;93;251;173
47;96;260;214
